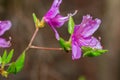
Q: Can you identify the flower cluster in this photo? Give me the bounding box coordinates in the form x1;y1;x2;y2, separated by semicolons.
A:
0;0;107;78
41;0;106;60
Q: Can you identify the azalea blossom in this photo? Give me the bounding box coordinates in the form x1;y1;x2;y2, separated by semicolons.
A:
43;0;76;40
0;20;11;48
71;15;102;60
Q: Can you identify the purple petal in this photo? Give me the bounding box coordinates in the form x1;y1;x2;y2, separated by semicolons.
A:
47;14;69;28
44;0;62;19
49;22;60;40
72;40;81;60
0;38;11;48
44;0;70;27
0;21;12;36
87;37;102;49
74;15;101;38
77;36;102;49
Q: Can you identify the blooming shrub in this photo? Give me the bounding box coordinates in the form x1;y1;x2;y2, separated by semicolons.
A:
0;0;107;78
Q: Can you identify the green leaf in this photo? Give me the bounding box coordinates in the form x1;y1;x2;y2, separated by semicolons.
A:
2;50;7;64
82;46;108;57
59;37;71;52
32;13;37;23
59;37;66;49
15;51;25;73
6;49;14;64
68;16;75;34
82;46;93;53
7;51;25;74
7;62;16;74
0;56;2;64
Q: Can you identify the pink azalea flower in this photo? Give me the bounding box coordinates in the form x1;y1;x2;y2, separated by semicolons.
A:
71;15;102;60
44;0;76;40
0;20;11;48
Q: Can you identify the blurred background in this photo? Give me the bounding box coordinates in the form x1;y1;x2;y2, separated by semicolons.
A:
0;0;120;80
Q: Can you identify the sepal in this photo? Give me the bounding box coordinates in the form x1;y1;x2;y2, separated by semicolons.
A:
82;46;108;57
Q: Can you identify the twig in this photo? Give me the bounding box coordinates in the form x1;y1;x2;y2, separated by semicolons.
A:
25;28;39;51
30;45;63;51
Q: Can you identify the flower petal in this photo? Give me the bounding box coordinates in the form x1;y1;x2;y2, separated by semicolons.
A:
48;14;69;28
75;15;101;38
44;0;62;19
48;22;60;40
0;38;11;48
0;21;12;36
44;0;70;27
78;36;102;49
88;37;102;49
72;40;81;60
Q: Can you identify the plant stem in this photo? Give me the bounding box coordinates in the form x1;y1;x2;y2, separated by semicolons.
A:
30;45;63;51
25;28;39;51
